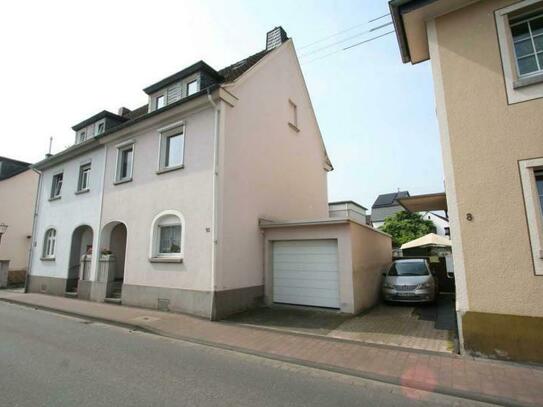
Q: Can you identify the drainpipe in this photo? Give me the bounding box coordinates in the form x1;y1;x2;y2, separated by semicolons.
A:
25;168;43;293
207;88;221;319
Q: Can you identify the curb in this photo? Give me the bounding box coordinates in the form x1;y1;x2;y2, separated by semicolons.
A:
0;297;536;407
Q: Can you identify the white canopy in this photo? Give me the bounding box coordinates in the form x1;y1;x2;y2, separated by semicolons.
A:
401;233;452;250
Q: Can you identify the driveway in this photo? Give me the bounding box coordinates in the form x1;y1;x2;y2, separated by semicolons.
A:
228;294;456;354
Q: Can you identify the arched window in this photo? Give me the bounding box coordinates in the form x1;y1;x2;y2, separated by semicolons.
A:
42;228;57;259
149;211;185;262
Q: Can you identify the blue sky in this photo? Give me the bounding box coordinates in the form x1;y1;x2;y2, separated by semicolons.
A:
0;0;443;209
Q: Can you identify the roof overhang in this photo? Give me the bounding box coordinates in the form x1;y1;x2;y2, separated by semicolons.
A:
72;110;128;131
397;192;447;213
389;0;480;64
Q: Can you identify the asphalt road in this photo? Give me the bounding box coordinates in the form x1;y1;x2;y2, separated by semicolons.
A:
0;301;494;407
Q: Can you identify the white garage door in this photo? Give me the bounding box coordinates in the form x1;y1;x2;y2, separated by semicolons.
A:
272;240;340;309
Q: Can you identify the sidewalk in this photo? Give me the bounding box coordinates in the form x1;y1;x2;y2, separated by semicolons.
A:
1;291;542;407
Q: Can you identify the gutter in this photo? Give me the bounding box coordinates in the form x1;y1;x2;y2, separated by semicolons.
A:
207;88;221;319
24;167;43;293
389;0;413;63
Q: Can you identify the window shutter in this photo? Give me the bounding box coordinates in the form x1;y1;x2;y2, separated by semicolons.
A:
167;84;182;104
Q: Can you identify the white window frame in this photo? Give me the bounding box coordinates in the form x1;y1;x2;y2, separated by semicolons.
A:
50;172;63;199
155;94;165;110
149;210;185;262
78;130;87;143
114;140;135;184
42;228;57;260
186;79;199;96
77;162;91;192
496;0;543;103
519;157;543;275
95;119;106;136
157;121;185;174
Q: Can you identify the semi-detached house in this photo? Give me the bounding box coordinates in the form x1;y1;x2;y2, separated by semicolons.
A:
28;27;391;319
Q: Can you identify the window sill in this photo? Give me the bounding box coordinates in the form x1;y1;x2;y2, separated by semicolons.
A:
75;188;90;195
156;164;184;175
40;257;55;262
513;72;543;89
113;177;133;186
149;256;183;263
49;196;61;202
288;122;300;133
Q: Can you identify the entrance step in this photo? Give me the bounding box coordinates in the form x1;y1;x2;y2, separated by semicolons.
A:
64;291;78;298
104;297;121;305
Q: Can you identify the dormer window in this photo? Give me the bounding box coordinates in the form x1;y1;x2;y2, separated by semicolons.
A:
156;95;165;110
187;80;198;96
95;121;105;136
78;131;87;143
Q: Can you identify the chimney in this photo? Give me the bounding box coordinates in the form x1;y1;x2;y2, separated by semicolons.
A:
266;27;288;51
118;106;131;117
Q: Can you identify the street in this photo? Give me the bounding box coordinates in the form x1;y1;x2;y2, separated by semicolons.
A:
0;302;494;407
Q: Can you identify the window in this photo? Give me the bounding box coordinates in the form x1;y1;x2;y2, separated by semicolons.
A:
536;170;543;217
149;210;185;262
519;158;543;275
50;173;63;199
115;143;134;183
156;95;165;110
444;227;451;237
78;131;87;143
42;228;56;259
510;12;543;76
77;163;91;192
186;80;198;96
288;99;299;131
95;121;105;136
496;2;543;103
158;123;185;172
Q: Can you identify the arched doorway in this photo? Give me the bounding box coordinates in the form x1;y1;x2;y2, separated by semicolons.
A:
100;222;127;300
67;225;93;294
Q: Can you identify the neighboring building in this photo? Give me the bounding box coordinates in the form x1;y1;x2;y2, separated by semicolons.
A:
0;157;39;283
28;27;391;319
370;190;410;228
391;0;543;363
421;212;450;238
328;201;368;225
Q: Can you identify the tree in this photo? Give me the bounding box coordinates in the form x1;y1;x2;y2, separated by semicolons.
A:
379;211;435;247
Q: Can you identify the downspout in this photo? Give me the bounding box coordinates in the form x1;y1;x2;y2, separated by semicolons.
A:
207;88;221;319
25;168;43;293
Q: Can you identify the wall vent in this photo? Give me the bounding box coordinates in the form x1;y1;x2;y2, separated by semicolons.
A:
157;298;170;312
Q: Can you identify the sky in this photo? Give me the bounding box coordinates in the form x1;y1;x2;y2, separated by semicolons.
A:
0;0;443;210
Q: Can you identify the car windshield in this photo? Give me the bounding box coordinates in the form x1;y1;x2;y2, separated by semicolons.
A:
387;261;429;276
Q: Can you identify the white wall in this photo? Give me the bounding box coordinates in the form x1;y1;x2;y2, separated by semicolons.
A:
30;147;105;280
422;211;450;237
100;103;215;291
218;40;330;291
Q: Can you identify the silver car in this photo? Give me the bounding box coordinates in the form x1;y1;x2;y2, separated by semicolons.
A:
382;259;437;303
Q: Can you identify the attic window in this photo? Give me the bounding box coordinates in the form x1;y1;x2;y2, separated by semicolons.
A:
95;121;105;136
187;80;198;96
78;131;87;143
156;95;165;110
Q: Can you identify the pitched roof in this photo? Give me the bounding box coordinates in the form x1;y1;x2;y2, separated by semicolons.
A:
0;156;31;180
372;191;410;209
72;110;128;131
218;49;270;82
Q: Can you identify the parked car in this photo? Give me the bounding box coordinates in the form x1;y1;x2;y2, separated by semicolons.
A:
382;259;438;303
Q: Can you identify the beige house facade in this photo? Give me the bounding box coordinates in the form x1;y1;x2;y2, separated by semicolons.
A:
0;158;38;284
391;0;543;363
27;27;391;319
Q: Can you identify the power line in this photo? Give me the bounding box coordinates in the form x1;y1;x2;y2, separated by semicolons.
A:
301;30;395;66
298;22;369;50
299;22;393;58
343;30;395;50
368;12;391;23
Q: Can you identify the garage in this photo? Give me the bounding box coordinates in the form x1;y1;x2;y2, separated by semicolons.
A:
272;240;340;309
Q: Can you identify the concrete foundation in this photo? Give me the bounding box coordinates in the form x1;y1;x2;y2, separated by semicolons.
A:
77;280;92;300
27;275;67;296
0;260;9;288
462;311;543;364
212;285;264;320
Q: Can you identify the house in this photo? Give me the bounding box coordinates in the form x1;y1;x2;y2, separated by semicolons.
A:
390;0;543;363
370;190;410;228
0;157;39;285
27;27;391;319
